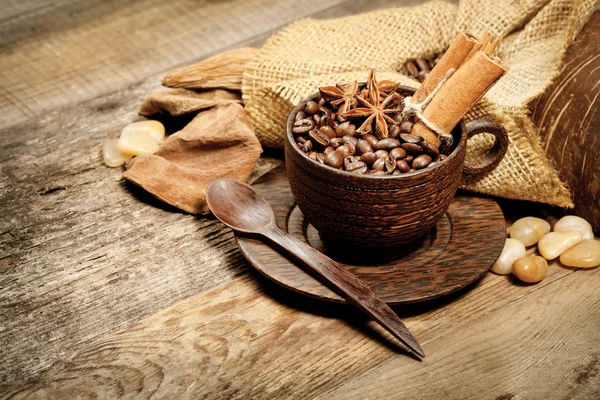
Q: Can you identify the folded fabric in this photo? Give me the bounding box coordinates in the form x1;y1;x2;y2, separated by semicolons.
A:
124;103;262;214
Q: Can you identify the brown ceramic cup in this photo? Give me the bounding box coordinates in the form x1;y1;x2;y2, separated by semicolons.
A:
285;85;508;248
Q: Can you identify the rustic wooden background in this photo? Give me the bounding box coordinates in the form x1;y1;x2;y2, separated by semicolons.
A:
1;0;599;398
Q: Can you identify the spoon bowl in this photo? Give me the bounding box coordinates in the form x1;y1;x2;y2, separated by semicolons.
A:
206;179;275;233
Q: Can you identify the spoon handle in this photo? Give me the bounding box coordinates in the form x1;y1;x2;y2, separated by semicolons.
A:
261;225;424;358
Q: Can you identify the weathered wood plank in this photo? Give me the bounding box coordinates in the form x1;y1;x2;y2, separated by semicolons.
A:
0;258;586;397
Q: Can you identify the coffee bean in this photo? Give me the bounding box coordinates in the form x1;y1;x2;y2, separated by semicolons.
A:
318;126;336;139
308;151;318;160
405;155;414;163
360;152;377;166
388;125;400;139
357;139;373;154
318;106;331;127
304;100;319;115
344;156;360;169
402;142;422;154
396;159;410;172
317;153;326;164
437;154;448;162
389;147;407;160
292;119;315;134
318;97;327;106
330;137;342;149
362;134;379;147
372;158;386;171
346;160;368;174
422;142;440;157
295;111;306;122
324;146;335;154
342;135;358;146
309;129;330;147
313;114;321;126
373;138;401;150
412;154;432;169
335;122;356;137
392;113;403;124
400;121;413;133
301;140;313;153
384;156;396;173
324;150;343;168
417;71;429;81
416;58;430;72
369;170;386;176
408;168;416;173
375;150;389;159
392;170;402;175
399;133;423;144
406;61;419;77
296;136;307;145
337;143;355;157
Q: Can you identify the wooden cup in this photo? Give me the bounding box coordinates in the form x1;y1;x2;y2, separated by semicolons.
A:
284;86;508;248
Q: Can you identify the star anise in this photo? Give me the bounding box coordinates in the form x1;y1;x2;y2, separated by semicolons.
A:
342;70;401;138
319;81;359;117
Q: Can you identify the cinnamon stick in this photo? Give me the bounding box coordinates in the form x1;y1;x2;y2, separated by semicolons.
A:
411;51;509;146
412;32;479;104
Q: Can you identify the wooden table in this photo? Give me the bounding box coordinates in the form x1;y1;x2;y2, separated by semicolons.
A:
1;0;598;398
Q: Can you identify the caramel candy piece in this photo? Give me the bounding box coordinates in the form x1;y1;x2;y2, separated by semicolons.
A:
553;215;594;240
538;231;583;260
122;120;165;143
491;238;526;275
559;239;600;268
103;139;132;167
118;131;160;156
512;255;548;283
508;217;551;246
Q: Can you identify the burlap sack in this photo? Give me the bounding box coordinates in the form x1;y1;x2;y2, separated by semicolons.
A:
242;0;595;207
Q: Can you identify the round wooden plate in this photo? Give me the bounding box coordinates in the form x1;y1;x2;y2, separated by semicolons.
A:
235;166;506;305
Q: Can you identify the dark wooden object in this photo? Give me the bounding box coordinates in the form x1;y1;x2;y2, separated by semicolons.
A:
206;178;424;357
285;86;508;247
532;12;600;233
236;167;506;304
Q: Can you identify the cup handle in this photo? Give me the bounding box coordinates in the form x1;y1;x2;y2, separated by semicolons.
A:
462;118;508;177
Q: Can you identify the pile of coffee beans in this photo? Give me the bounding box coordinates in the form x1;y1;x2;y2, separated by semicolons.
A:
292;98;449;175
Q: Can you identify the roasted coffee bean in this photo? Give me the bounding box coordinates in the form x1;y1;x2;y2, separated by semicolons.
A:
318;106;331;127
396;159;410;172
422;142;440;157
319;126;336;139
356;139;373;154
346;161;368;174
408;168;416;173
313;114;321;126
296;136;307;145
369;170;386;176
309;129;330;147
415;58;430;72
406;61;419;77
344;156;360;169
412;154;432;169
404;155;414;163
292;119;315;134
399;121;413;133
295;111;306;122
301;140;313;153
437;154;448;162
392;113;403;124
388;124;400;139
417;71;429;81
316;153;326;164
324;146;335;154
324;150;344;168
329;114;338;128
375;149;389;159
360;152;377;166
402;142;422;154
384;156;396;173
362;134;379;147
330;137;343;149
389;147;407;160
318;97;327;106
342;135;359;146
372;158;386;171
392;170;402;175
308;151;318;160
373;138;401;150
335;121;356;137
304;100;319;115
399;133;423;144
337;143;355;157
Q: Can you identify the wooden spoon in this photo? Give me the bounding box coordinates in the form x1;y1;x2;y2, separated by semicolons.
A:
206;178;424;358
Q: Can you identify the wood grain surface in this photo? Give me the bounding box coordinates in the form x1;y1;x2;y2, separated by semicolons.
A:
1;0;598;398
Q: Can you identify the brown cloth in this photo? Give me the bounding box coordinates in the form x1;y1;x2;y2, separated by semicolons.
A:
123;103;262;214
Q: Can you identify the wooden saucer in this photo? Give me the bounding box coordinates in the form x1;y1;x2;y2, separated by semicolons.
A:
236;166;506;305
